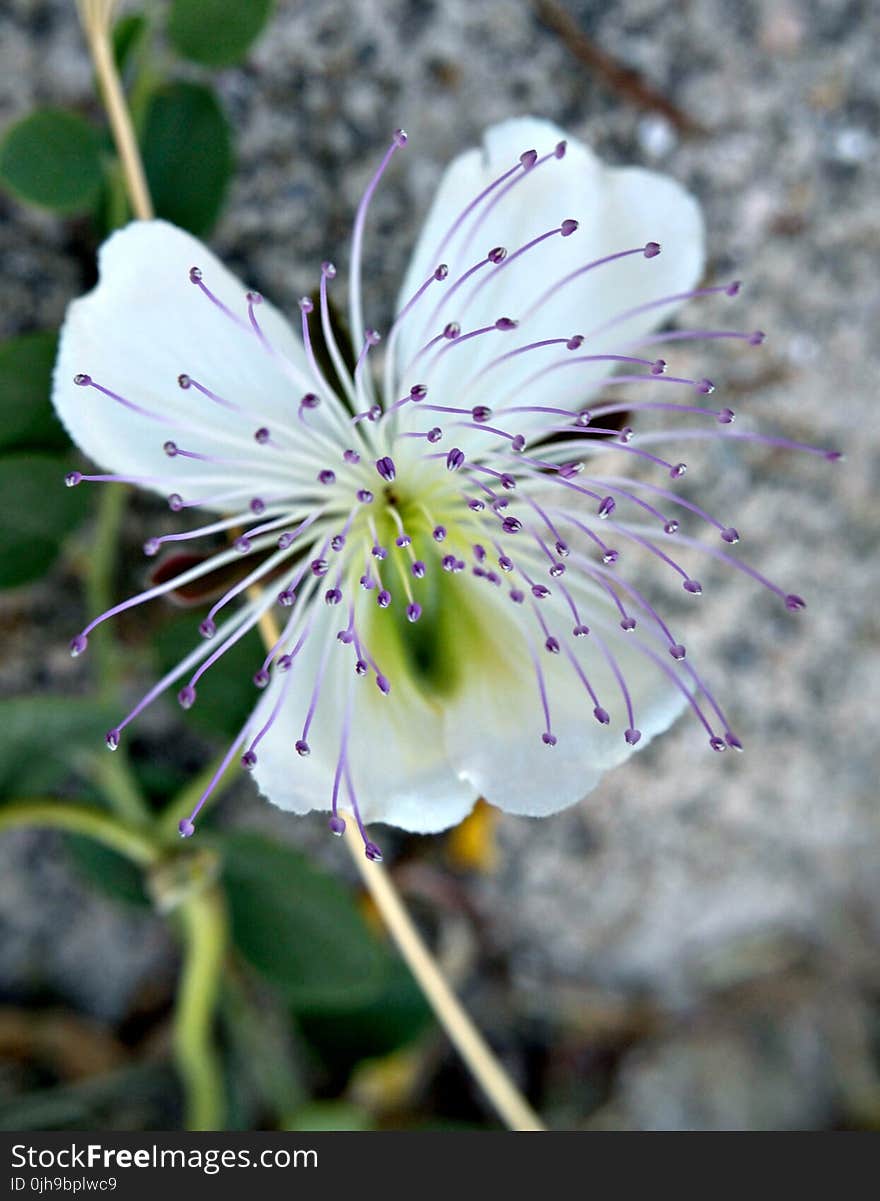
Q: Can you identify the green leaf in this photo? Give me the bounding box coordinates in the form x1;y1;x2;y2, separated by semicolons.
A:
298;956;432;1068
0;698;117;798
285;1102;374;1132
154;612;263;740
141;82;232;236
64;834;150;907
168;0;274;67
221;831;388;1011
0;332;67;454
113;11;151;78
0;108;103;213
0;453;90;588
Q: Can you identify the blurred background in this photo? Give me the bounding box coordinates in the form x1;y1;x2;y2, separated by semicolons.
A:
0;0;878;1131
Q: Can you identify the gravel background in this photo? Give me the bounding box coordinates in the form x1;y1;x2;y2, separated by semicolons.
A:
1;0;878;1130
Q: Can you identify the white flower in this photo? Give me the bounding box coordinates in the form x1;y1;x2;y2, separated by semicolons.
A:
54;117;832;859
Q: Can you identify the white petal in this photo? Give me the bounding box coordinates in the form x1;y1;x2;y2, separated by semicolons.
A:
441;586;687;818
250;602;477;835
53;220;321;508
393;117;704;447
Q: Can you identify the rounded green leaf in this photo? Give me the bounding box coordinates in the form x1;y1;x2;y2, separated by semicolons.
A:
0;331;67;453
0;453;90;588
0;108;103;213
141;82;232;235
168;0;274;67
0;697;118;796
221;831;389;1011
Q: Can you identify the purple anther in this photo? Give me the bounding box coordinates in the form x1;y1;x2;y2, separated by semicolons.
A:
178;685;196;710
178;818;195;838
488;246;507;264
683;579;703;595
241;750;257;770
624;728;642;745
721;527;740;544
410;383;428;400
718;408;735;424
472;405;492;423
542;731;558;746
343;449;361;464
598;496;616;519
328;815;346;836
785;594;807;611
311;559;329;577
593;706;610;724
70;633;89;657
495;317;518;331
670;643;687;660
433;526;447;542
520;149;538;169
254;427;271;444
411;560;426;578
560;219;579;237
65;471;83;487
697;378;715;394
447;447;465;471
376;456;396;482
325;588;342;605
357;489;374;503
199;618;216;639
296;739;310;757
253;669;270;689
377;589;392;608
105;729;120;751
643;241;661;258
443;322;460;339
318;469;336;485
501;516;522;533
407;603;422;623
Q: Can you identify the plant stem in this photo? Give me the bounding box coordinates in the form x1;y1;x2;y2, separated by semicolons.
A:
173;885;227;1130
0;800;159;866
78;0;154;221
341;816;544;1131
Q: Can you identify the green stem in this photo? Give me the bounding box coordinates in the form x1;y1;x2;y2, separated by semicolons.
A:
173;886;227;1130
0;800;159;866
85;482;128;701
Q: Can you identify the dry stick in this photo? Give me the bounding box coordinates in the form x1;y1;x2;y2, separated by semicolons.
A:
78;0;154;221
80;6;545;1129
